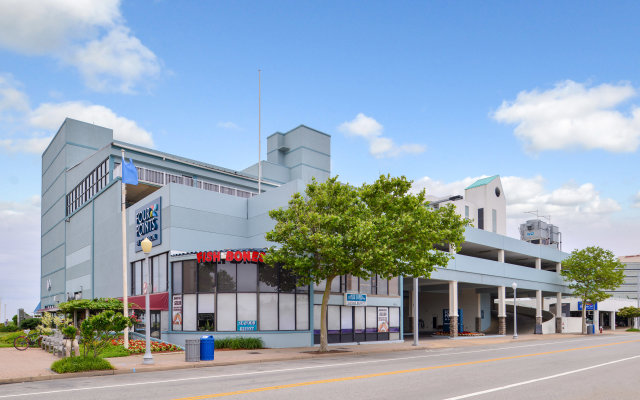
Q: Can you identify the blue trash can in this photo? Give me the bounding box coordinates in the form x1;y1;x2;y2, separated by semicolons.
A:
200;335;215;361
587;324;594;334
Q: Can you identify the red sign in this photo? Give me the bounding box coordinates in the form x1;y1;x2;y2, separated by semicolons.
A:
196;251;265;263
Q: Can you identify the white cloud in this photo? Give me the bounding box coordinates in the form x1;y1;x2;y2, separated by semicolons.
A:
0;0;161;93
493;80;640;153
339;113;426;158
0;137;52;154
0;75;30;114
217;121;240;130
633;191;640;208
0;77;154;153
412;174;635;254
0;0;120;54
69;27;161;93
0;196;41;320
30;101;154;147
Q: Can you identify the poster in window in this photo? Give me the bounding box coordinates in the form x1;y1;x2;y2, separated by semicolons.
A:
377;307;389;333
172;294;183;330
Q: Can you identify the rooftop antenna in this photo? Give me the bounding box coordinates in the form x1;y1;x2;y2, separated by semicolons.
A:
258;69;262;195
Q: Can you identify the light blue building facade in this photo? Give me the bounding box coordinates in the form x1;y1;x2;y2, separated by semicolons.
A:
41;118;570;348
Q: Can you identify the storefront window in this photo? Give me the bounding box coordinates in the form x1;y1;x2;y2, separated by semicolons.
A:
158;254;167;292
152;256;160;293
173;262;182;294
183;261;197;293
171;257;310;333
198;262;215;292
237;263;257;292
217;293;236;331
217;264;237;292
279;268;297;293
258;264;278;292
259;293;278;330
377;276;388;295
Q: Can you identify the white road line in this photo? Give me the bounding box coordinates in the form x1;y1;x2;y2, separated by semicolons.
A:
442;354;640;400
0;335;630;398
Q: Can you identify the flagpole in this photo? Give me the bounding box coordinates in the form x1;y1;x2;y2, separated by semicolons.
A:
258;69;261;195
121;149;129;349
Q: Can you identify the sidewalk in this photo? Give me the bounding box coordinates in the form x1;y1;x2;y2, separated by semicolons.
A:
0;330;630;385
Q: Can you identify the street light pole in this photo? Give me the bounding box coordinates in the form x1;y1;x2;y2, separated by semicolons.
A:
141;238;154;365
512;282;518;339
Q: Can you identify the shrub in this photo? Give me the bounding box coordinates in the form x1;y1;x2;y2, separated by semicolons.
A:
79;310;131;357
51;356;114;373
0;323;20;332
62;325;78;339
20;318;41;330
0;332;23;347
214;337;264;350
626;328;640;332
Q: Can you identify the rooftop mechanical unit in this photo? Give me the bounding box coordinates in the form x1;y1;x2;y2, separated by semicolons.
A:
519;219;562;249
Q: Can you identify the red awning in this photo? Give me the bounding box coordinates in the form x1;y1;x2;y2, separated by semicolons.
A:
119;292;169;311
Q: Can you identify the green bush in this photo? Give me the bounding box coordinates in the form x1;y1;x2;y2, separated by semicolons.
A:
0;323;20;332
0;332;22;347
62;325;78;339
51;356;114;373
214;337;264;350
626;328;640;332
19;318;41;330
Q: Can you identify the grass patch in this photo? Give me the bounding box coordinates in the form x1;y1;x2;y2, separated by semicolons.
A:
0;332;23;348
78;342;131;358
214;337;264;350
626;328;640;332
51;356;114;373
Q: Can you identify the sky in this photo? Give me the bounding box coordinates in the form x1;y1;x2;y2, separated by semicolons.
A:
1;1;639;320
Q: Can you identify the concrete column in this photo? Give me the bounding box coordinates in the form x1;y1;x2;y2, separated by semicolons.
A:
535;258;541;270
556;292;563;333
449;281;458;338
498;249;505;263
611;311;616;331
535;290;543;334
498;286;506;335
594;309;600;333
556;262;562;273
475;292;482;332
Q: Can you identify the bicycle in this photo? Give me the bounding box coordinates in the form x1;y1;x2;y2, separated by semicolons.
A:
13;330;41;351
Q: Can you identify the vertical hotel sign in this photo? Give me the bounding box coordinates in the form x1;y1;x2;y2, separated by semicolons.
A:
135;197;162;252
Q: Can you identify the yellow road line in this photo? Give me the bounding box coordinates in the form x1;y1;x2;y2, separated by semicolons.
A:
173;339;640;400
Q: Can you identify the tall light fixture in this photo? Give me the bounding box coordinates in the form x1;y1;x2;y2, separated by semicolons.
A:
141;237;154;365
512;282;518;339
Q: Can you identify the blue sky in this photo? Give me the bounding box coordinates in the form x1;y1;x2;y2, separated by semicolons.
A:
1;1;639;317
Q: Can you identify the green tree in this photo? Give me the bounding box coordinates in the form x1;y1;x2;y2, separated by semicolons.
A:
617;306;640;328
79;310;131;358
560;246;625;334
265;175;467;352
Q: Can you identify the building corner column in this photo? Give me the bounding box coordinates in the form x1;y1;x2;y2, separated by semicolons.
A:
449;281;458;338
556;292;563;333
535;290;543;334
611;311;616;331
475;292;482;332
498;286;506;335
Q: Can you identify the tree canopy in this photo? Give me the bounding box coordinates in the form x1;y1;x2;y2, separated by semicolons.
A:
58;298;130;313
617;306;640;319
560;246;625;334
264;175;468;351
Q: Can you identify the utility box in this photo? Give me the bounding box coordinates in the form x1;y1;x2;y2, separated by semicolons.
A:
185;339;200;362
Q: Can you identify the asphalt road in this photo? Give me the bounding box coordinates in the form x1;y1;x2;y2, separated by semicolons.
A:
1;335;639;400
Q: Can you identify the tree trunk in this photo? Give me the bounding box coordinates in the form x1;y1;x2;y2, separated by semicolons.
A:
319;276;335;352
581;299;587;335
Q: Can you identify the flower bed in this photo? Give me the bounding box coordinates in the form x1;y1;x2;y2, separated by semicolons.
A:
432;331;485;337
110;338;182;354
